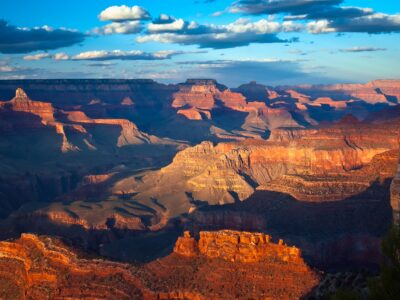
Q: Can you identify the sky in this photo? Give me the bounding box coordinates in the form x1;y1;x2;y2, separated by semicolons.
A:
0;0;399;87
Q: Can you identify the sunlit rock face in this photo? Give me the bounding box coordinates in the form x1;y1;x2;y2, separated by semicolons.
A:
9;88;55;121
175;230;302;264
0;232;319;300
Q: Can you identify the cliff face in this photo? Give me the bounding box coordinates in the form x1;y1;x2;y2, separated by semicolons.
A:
0;232;319;300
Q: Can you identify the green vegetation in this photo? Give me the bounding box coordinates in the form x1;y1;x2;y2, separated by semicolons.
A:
368;226;400;300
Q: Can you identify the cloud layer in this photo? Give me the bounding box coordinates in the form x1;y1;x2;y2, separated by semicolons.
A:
138;18;301;48
0;20;85;54
23;50;196;61
339;46;387;53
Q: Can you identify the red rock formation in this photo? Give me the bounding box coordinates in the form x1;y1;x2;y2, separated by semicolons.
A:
0;88;55;123
175;230;303;264
0;232;319;300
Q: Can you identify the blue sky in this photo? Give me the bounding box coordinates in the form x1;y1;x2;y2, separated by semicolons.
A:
0;0;399;86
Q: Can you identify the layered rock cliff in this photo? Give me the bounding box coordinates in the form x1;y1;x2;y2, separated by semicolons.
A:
0;232;319;300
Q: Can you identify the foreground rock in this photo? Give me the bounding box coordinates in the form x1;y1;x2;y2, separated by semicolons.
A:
0;232;319;300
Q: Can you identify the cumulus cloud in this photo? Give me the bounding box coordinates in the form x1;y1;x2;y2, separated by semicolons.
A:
308;13;400;34
329;13;400;33
339;47;387;53
23;53;51;60
0;20;85;54
70;50;191;61
230;1;400;34
153;14;177;24
99;5;151;22
92;21;143;35
139;18;301;49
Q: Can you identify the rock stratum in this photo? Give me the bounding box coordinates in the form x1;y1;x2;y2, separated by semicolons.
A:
0;231;319;300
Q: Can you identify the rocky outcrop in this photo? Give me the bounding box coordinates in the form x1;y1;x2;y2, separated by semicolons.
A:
0;88;55;123
0;232;319;300
175;230;302;263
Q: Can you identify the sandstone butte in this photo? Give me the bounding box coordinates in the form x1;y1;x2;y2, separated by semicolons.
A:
0;231;320;300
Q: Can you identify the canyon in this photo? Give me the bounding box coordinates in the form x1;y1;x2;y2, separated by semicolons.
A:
0;78;399;298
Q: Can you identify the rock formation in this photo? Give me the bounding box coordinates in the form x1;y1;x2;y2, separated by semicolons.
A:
172;79;303;136
174;230;302;263
0;88;55;123
0;232;319;300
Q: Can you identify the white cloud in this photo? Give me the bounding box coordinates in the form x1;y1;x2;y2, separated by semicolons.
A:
92;21;142;35
211;11;224;17
23;53;51;60
139;18;302;48
339;46;386;52
0;66;16;72
148;19;186;32
70;50;189;61
53;53;70;60
307;20;335;33
98;5;151;22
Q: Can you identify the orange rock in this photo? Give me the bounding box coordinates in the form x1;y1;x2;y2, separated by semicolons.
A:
0;232;319;300
174;230;303;264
